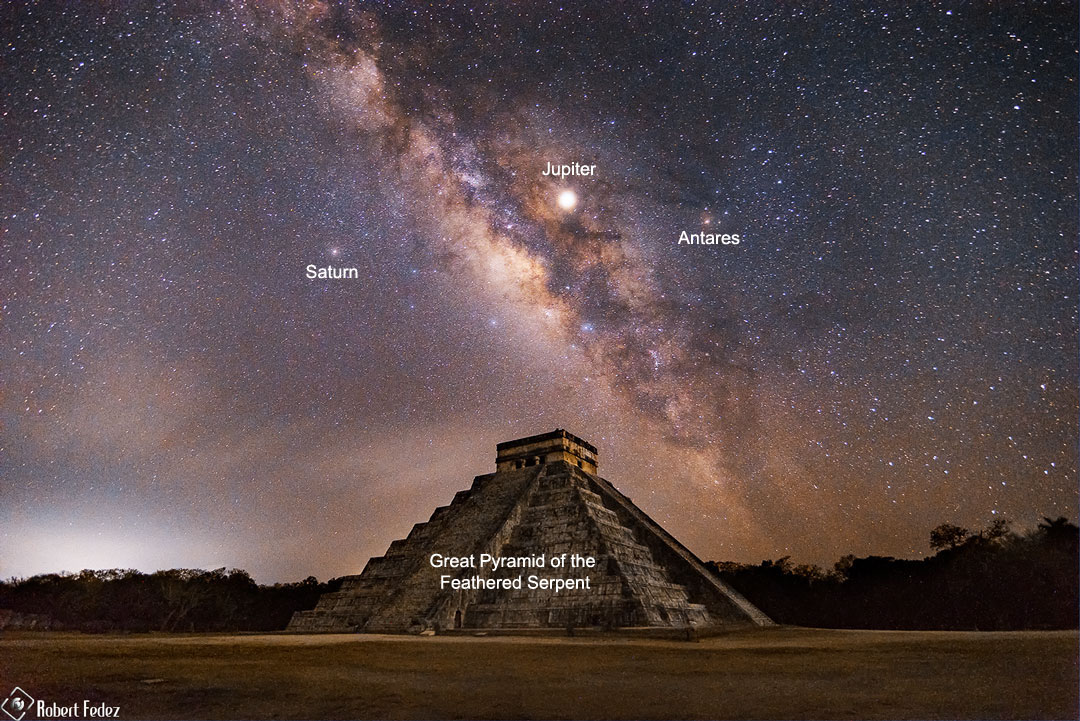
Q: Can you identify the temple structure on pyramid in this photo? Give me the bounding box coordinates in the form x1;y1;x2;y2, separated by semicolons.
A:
288;430;772;632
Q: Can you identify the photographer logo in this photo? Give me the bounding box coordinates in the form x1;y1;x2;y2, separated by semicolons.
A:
1;688;119;720
2;688;34;721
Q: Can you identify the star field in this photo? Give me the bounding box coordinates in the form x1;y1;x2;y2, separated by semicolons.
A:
1;1;1076;581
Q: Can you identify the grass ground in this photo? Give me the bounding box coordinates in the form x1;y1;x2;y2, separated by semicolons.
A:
1;627;1076;719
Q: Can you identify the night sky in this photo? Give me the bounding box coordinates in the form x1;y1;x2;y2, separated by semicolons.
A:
2;1;1077;582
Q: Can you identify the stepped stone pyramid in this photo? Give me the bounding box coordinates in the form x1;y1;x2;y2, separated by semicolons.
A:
289;430;772;632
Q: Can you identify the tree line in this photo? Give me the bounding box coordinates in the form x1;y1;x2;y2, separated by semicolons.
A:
710;517;1078;630
0;568;342;632
1;517;1075;632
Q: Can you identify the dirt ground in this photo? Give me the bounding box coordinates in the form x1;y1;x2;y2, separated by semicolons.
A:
1;627;1076;719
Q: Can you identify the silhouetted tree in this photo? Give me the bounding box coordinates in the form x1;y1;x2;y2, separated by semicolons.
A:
714;517;1078;631
0;569;342;632
930;523;970;551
